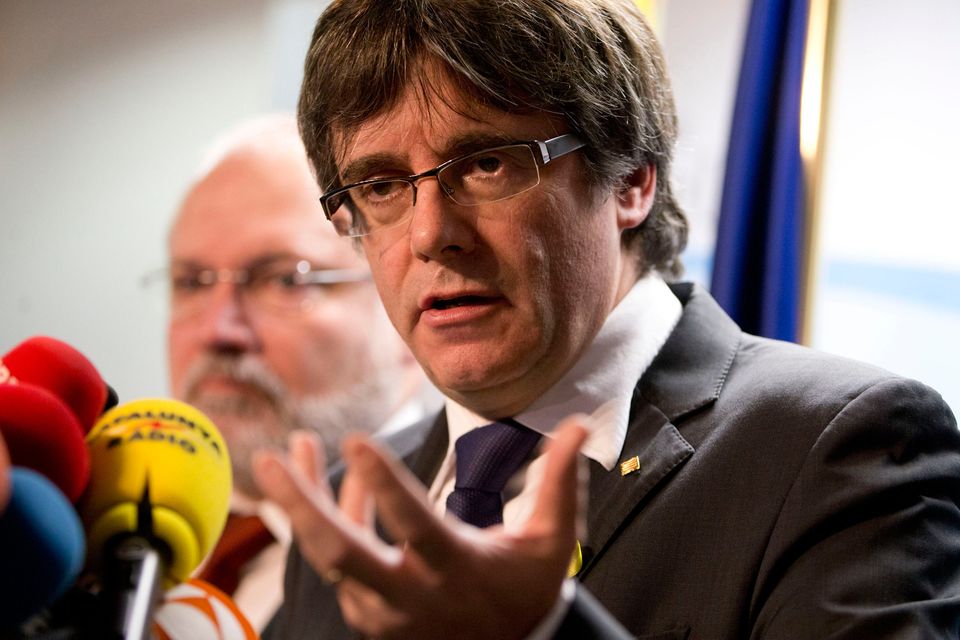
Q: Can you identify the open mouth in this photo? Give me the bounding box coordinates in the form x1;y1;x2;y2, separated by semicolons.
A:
431;295;494;310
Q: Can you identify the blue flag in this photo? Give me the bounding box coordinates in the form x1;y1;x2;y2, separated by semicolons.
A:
711;0;809;342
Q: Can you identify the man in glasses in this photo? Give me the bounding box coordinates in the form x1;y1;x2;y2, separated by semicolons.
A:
255;1;960;638
165;114;433;629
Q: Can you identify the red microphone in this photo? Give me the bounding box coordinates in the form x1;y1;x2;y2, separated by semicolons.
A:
1;336;109;433
0;383;89;502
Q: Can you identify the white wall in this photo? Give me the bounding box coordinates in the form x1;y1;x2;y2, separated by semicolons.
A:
809;0;960;413
0;0;325;401
662;0;751;287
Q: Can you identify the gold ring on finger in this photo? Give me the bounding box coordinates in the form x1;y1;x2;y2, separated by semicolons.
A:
323;568;344;585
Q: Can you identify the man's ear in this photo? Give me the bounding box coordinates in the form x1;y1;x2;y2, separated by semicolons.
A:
616;164;657;231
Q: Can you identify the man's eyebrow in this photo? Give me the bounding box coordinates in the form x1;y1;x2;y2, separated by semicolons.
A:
168;258;205;271
441;132;519;157
338;132;522;184
244;253;302;271
339;153;401;185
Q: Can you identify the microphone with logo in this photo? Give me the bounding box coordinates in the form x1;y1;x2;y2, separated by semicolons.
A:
79;398;232;640
0;338;249;638
151;578;259;640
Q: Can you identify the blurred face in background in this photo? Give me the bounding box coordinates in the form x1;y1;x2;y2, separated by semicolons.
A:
167;119;413;498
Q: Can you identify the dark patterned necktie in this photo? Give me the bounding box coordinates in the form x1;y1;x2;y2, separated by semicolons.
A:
196;512;275;596
445;420;542;528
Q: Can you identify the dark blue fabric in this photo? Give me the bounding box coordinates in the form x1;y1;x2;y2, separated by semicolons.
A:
711;0;809;342
446;420;541;528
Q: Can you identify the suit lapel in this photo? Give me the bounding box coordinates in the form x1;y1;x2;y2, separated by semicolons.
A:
639;283;741;418
579;283;742;576
407;412;449;486
581;398;694;575
378;410;449;486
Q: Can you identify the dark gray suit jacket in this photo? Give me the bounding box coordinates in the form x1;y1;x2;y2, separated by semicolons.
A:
266;283;960;639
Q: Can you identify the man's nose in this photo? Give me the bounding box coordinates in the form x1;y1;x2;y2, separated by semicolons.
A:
198;283;261;355
407;179;477;261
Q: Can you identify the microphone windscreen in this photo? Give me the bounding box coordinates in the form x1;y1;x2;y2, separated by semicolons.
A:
152;578;259;640
1;336;108;432
81;398;232;584
0;384;90;502
0;468;86;629
0;433;9;514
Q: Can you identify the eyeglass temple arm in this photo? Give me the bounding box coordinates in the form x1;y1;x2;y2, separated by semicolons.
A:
298;269;372;284
535;134;585;165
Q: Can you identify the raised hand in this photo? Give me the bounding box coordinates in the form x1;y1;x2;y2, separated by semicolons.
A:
253;416;589;640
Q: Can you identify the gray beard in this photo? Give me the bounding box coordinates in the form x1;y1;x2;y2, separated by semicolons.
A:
178;354;399;498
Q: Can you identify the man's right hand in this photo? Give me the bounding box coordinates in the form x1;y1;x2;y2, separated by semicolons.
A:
253;415;590;640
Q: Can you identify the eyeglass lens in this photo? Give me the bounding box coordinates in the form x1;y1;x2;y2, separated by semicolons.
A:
330;144;541;237
167;260;366;318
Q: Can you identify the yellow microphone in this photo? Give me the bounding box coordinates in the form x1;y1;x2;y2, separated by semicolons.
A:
79;398;231;639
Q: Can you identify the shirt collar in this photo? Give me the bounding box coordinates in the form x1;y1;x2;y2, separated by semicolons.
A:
229;491;291;545
445;273;681;470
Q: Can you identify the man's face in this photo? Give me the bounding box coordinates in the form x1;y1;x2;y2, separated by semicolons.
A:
339;78;648;417
167;139;405;497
